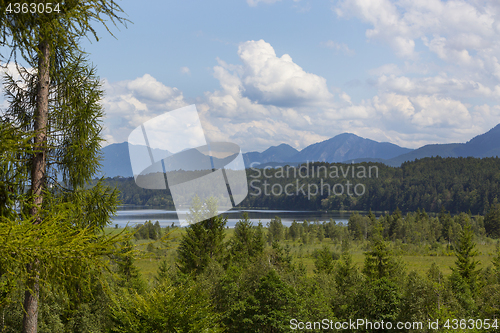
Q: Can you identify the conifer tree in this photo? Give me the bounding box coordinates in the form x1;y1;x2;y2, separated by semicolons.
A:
363;223;400;280
452;223;481;294
1;2;128;332
485;202;500;238
177;197;227;275
313;245;335;274
229;212;264;263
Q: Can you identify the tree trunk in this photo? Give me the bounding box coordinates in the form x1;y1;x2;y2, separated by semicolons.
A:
22;40;50;333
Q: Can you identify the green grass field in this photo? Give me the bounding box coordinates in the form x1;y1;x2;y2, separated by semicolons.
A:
104;227;499;280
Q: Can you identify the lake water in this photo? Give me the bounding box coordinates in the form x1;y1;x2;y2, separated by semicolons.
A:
111;206;381;228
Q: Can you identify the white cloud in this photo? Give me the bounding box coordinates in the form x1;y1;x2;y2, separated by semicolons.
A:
180;66;191;75
336;0;416;57
335;0;500;66
376;74;500;99
373;92;471;127
101;74;188;145
321;40;355;55
236;39;334;107
99;39;500;151
247;0;282;7
410;95;470;127
368;63;402;76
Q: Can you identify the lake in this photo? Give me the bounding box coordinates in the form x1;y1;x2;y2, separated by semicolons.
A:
111;206;383;228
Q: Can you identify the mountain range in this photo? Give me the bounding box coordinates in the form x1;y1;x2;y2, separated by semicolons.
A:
98;124;500;177
99;142;171;178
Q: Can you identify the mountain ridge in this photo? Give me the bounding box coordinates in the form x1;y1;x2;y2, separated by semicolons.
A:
98;124;500;177
379;124;500;167
287;133;413;163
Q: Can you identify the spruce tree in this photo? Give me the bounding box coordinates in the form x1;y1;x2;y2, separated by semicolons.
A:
177;197;227;275
229;212;264;264
485;203;500;238
363;223;401;280
313;245;335;274
452;223;481;294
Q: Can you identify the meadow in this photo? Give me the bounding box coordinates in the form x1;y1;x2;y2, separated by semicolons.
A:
106;224;500;281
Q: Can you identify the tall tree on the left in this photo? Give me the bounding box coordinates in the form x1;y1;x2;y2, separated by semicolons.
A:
0;2;128;332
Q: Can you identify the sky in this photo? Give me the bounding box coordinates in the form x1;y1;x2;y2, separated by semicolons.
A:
7;0;500;153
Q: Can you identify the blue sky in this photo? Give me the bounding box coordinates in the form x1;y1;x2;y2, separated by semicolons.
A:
77;0;500;152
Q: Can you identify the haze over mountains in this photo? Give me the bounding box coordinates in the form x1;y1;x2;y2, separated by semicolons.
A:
99;124;500;177
99;142;171;178
375;123;500;167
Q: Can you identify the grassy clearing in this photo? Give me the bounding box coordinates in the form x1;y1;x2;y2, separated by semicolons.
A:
104;227;499;280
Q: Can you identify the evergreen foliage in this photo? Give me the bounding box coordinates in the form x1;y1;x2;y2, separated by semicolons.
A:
0;2;129;331
176;197;227;275
452;223;481;295
229;212;265;264
313;245;336;274
362;224;402;280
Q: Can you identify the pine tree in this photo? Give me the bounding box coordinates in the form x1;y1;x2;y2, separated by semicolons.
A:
177;198;227;275
313;246;335;274
427;263;445;312
316;224;325;242
363;223;401;280
232;270;299;332
229;213;264;264
267;216;284;243
335;250;358;294
485;203;500;238
115;241;143;291
452;223;481;294
253;221;266;254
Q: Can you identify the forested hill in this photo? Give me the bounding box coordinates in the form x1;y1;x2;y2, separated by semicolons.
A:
102;156;500;215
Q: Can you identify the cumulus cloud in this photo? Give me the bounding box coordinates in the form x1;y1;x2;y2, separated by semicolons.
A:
99;38;499;152
335;0;500;67
235;40;334;107
180;66;191;75
336;0;416;57
101;74;188;144
376;74;500;99
410;95;470;127
330;0;500;146
193;39;342;151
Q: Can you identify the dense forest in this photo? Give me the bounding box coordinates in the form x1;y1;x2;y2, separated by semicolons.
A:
2;209;500;332
105;156;500;215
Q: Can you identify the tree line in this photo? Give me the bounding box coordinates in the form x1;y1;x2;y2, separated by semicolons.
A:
104;157;500;215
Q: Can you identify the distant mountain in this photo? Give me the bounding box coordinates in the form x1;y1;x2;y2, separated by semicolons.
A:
99;142;171;178
458;123;500;157
100;142;240;178
383;143;463;167
98;124;500;177
289;133;413;163
243;143;299;167
381;124;500;166
245;125;500;168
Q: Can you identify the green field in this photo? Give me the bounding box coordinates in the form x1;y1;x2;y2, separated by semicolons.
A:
106;227;499;280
